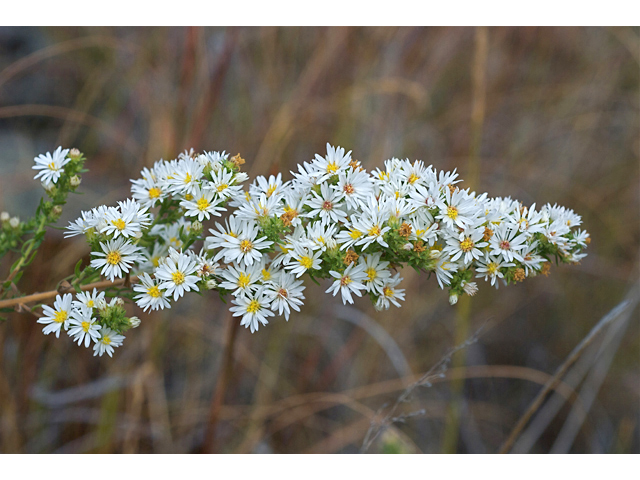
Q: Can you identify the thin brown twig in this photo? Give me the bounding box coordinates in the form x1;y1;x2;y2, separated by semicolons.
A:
0;276;138;310
498;296;635;454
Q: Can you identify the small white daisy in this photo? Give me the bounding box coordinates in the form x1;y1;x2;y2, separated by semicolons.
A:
375;273;406;310
32;146;70;184
133;273;171;311
67;305;102;347
263;272;306;320
229;289;275;333
285;244;322;278
326;263;368;305
37;293;73;338
155;250;199;301
93;327;125;357
180;185;226;221
90;237;142;282
73;288;105;310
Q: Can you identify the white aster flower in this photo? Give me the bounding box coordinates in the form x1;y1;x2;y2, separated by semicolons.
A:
215;220;273;267
443;226;488;265
219;262;262;297
73;288;105;310
133;273;171;312
32;146;70;184
155;250;200;301
90;237;142;282
475;254;514;288
489;225;527;263
333;168;374;209
263;272;306;320
37;293;73;338
305;182;348;226
285;244;322;278
359;252;392;294
229;288;275;333
375;273;406;310
312;143;352;176
326;263;368;305
93;328;125;357
180;185;226;221
67;305;102;347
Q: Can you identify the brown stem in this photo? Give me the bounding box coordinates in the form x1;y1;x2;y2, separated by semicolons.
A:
201;310;240;453
0;276;138;310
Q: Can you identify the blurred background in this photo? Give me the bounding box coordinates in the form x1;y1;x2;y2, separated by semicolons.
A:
0;26;638;454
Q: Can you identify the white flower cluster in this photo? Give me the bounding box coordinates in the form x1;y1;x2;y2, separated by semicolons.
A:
36;144;589;354
37;289;131;357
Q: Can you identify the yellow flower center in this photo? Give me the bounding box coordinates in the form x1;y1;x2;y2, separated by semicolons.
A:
447;206;459;220
184;172;192;184
487;262;499;275
368;225;381;236
299;256;314;269
217;183;228;192
152;256;160;267
327;163;339;174
340;276;352;286
237;272;251;289
184;193;194;201
383;286;393;297
261;269;271;281
266;184;277;197
81;321;90;332
48;161;58;170
106;251;122;265
148;286;162;298
103;336;111;345
148;187;161;199
365;267;377;280
86;300;94;308
196;197;210;211
246;299;261;313
408;173;419;184
54;310;68;323
460;238;474;252
172;271;186;285
111;218;126;230
169;236;182;247
348;229;362;240
239;239;253;253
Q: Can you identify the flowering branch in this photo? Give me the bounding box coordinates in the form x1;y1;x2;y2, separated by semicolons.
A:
3;143;590;358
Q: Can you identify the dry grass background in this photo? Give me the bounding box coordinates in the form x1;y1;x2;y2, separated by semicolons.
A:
0;26;638;453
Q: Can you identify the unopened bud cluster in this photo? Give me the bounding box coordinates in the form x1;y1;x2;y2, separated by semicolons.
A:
34;144;588;356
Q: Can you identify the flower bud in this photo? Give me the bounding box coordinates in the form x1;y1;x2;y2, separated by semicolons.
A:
326;238;337;250
190;220;203;234
462;281;478;297
205;279;218;290
9;216;20;228
68;148;82;159
0;211;9;222
51;205;63;218
133;230;143;239
114;297;124;307
449;293;458;305
70;175;81;187
234;172;249;183
402;242;413;251
129;316;141;328
42;180;55;193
